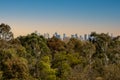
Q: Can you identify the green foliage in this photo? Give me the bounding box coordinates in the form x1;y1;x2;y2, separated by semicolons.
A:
0;48;30;80
18;33;50;57
47;36;66;52
0;23;13;40
0;24;120;80
102;64;120;80
38;56;56;80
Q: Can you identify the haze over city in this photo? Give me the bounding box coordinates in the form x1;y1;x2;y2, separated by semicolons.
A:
0;0;120;37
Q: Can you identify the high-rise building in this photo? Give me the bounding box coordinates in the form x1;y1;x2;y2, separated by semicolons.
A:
54;32;57;36
54;32;61;39
79;35;83;40
75;34;78;39
63;33;66;40
84;34;87;40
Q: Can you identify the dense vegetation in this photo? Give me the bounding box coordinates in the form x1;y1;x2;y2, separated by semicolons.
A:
0;23;120;80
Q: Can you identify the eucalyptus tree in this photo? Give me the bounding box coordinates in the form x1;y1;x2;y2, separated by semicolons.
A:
108;36;120;64
18;33;50;78
90;32;111;66
38;56;56;80
0;23;13;41
0;48;31;80
47;36;66;59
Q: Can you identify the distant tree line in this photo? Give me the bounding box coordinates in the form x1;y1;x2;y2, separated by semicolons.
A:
0;23;120;80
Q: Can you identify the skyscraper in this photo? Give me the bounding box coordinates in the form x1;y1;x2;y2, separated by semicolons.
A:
63;33;66;40
54;32;61;39
75;34;78;39
84;34;87;40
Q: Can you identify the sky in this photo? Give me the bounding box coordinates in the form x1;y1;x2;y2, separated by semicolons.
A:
0;0;120;37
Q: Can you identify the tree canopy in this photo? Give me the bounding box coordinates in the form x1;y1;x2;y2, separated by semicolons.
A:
0;23;120;80
0;23;13;41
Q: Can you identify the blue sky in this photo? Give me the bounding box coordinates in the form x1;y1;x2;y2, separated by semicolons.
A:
0;0;120;37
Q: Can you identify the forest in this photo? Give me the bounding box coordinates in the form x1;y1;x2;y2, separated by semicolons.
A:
0;23;120;80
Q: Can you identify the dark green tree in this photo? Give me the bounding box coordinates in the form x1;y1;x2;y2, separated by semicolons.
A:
0;48;31;80
0;23;13;41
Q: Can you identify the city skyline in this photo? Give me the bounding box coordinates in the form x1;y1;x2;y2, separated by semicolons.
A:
32;31;114;41
0;0;120;37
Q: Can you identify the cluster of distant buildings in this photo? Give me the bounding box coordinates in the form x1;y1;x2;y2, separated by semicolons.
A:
54;32;91;41
42;32;91;41
34;31;115;41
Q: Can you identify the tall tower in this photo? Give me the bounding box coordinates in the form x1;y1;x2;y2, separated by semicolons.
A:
63;33;66;40
84;34;87;40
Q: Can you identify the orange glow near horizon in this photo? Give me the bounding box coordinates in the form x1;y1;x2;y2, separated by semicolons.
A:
11;22;120;38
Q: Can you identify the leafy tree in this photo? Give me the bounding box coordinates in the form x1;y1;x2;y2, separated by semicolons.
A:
102;64;120;80
47;36;66;59
18;33;50;57
52;53;72;80
38;56;56;80
90;32;111;66
18;33;51;78
0;48;31;80
108;36;120;64
0;24;120;80
0;23;13;41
